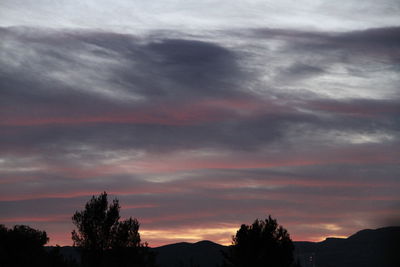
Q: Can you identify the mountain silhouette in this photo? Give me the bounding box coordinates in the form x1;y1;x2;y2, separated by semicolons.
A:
53;226;399;267
295;226;400;267
153;240;227;267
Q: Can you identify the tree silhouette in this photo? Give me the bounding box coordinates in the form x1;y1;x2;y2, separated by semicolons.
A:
0;224;48;267
72;192;121;252
71;192;156;267
0;224;76;267
222;215;295;267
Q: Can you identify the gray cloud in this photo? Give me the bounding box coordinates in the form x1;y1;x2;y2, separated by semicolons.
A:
1;0;399;31
1;25;399;245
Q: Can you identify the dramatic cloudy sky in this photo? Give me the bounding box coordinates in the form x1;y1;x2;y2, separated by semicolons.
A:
1;0;399;247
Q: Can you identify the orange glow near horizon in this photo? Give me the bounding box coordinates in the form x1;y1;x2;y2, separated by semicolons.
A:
139;226;239;247
39;226;239;247
42;225;354;247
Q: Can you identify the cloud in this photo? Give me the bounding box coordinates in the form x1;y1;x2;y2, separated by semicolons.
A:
0;25;399;246
1;0;399;31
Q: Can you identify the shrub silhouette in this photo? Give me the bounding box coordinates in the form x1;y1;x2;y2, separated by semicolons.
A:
71;192;156;267
0;224;76;267
222;215;295;267
0;224;48;267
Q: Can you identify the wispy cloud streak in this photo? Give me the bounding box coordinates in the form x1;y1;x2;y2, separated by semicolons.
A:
0;24;399;246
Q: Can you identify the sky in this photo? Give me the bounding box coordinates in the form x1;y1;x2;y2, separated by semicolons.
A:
0;0;399;247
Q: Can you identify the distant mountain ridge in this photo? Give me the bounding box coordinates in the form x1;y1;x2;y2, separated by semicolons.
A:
152;226;400;267
54;226;400;267
294;226;400;267
153;240;227;267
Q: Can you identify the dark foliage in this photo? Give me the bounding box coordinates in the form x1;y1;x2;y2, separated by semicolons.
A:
47;245;80;267
223;215;295;267
0;224;77;267
71;192;157;267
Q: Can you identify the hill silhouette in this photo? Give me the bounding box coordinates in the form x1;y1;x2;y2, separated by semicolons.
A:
53;226;399;267
295;226;400;267
152;226;400;267
153;240;227;267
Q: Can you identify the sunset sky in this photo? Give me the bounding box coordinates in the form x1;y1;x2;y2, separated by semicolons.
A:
0;0;399;247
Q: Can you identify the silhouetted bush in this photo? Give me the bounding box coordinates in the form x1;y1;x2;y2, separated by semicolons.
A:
0;224;76;267
222;215;295;267
71;192;157;267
